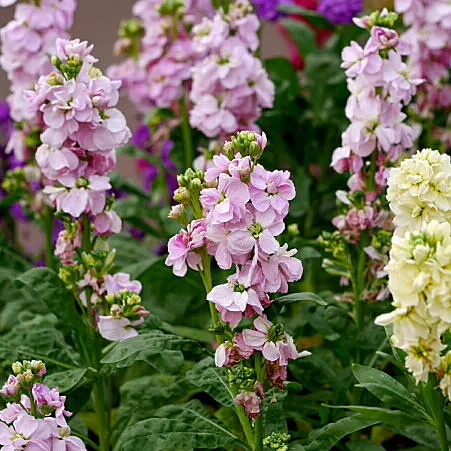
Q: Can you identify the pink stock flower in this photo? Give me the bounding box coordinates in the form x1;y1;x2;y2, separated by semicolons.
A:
49;427;87;450
0;412;52;450
104;273;142;294
54;229;81;265
366;26;399;52
201;173;250;225
331;146;363;174
43;175;110;218
234;391;262;419
266;363;288;390
32;384;71;427
165;219;206;276
0;375;20;397
0;403;23;424
207;271;264;319
341;41;382;78
97;316;143;342
259;244;303;293
215;333;254;367
93;210;122;236
250;165;295;216
35;144;79;181
242;317;310;365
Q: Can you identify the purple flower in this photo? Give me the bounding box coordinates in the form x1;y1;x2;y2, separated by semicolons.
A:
251;0;292;21
317;0;363;25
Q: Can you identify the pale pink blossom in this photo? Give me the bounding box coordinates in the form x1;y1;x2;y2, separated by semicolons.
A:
93;210;122;236
104;273;142;294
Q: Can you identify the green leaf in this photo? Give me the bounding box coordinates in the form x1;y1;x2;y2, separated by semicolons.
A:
326;405;419;428
120;256;160;280
120;400;249;451
101;330;200;374
263;396;288;436
186;357;234;407
44;368;87;393
108;234;153;268
276;292;327;306
14;268;84;333
299;247;321;260
352;364;425;415
305;414;380;451
280;19;317;58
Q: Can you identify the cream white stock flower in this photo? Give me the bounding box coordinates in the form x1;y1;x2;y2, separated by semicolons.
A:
387;149;451;234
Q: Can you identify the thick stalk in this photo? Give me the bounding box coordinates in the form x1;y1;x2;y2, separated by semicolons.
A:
421;376;449;451
199;252;255;448
80;215;109;450
43;207;54;270
179;96;194;171
254;353;264;451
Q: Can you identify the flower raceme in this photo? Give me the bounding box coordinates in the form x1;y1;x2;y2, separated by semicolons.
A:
166;131;310;418
377;149;451;400
0;361;86;450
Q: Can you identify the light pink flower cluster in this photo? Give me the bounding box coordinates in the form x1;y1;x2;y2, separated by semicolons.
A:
108;0;213;113
189;0;275;137
0;361;86;451
27;38;130;223
395;0;451;148
333;17;422;190
166;131;310;418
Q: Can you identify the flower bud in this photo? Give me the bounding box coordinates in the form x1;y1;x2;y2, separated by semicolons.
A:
173;187;190;204
168;204;188;225
11;362;23;375
47;72;64;86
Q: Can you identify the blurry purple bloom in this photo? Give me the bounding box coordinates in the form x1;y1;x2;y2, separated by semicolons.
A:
10;203;26;222
161;140;177;172
317;0;363;24
131;124;151;149
252;0;292;21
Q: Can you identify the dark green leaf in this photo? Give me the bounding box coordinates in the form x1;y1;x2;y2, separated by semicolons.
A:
186;357;234;407
120;400;249;451
278;4;334;29
109;172;150;200
352;364;425;415
45;368;87;393
305;414;380;451
347;441;385;451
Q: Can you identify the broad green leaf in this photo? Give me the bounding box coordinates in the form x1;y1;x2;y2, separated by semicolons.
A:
45;368;87;393
120;400;249;451
280;19;317;59
14;268;84;333
390;423;440;448
108;234;153;268
299;247;321;260
101;330;199;374
112;375;193;444
186;357;234;407
305;414;380;451
289;445;306;451
120;256;160;280
276;292;327;306
327;405;419;428
352;364;425;415
263;395;288;436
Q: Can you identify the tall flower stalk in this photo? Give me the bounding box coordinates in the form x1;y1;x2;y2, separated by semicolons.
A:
166;131;311;450
321;10;422;360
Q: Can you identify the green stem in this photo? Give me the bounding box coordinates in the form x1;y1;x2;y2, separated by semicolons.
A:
179;95;194;171
43;207;54;270
199;251;254;448
421;376;449;451
81;214;91;252
93;379;109;451
254;353;264;451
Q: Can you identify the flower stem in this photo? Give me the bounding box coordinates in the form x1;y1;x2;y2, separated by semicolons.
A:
43;206;54;270
199;251;255;448
82;214;92;252
93;378;109;451
254;353;264;451
179;95;194;171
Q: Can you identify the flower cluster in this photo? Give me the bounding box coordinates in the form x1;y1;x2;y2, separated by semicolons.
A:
24;38;148;342
189;0;275;137
0;361;86;450
317;0;363;25
387;148;451;234
108;0;213;114
322;10;423;303
251;0;292;22
0;0;76;227
395;0;451;148
166;131;310;418
377;149;451;400
28;38;130;220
